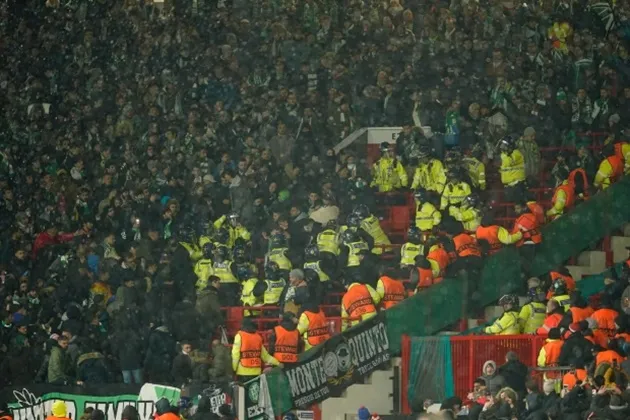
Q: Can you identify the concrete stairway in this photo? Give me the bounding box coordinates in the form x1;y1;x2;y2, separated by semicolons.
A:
319;359;400;420
480;224;630;324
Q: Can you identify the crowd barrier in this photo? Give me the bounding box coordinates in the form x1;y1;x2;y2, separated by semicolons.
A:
400;334;546;412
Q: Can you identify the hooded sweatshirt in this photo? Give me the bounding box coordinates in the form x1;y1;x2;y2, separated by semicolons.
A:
481;360;506;394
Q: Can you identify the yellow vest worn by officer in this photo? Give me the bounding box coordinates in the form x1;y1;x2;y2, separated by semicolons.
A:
267;248;292;271
484;311;521;335
370;156;408;193
264;278;286;305
317;229;339;255
213;215;252;248
400;242;423;267
449;205;481;232
518;302;546;334
346;241;369;267
411;159;447;193
304;260;330;282
500;149;526;186
463;156;486;190
180;242;202;261
194;258;214;291
241;277;263;316
213;260;238;284
552;294;571;312
361;215;391;255
440;182;472;210
415;200;442;231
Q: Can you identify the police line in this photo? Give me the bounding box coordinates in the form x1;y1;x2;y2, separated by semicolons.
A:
241;312;391;418
3;382;234;420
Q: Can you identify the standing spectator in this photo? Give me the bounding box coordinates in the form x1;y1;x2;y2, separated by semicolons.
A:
518;127;541;186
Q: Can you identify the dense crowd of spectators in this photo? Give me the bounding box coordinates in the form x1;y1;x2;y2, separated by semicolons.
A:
1;0;629;399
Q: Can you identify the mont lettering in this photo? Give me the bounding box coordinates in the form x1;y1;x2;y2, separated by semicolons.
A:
285;313;390;407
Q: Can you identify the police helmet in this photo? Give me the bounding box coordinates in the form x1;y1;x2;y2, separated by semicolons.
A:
228;211;240;226
498;294;519;308
214;227;230;245
265;261;280;279
233;246;247;262
552;278;568;295
444;148;462;165
407;226;422;243
304;244;319;259
527;287;545;302
380;142;391;153
304;269;320;284
353;204;370;220
463;194;480;209
236;265;253;281
346;213;361;229
325;219;338;230
202;242;214;259
178;224;196;243
498;135;516;152
270;232;287;249
342;228;360;244
214;245;230;261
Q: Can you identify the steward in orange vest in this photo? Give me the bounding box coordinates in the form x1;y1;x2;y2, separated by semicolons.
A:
376;272;406;309
559;292;593;330
476;214;523;256
527;200;546;226
297;302;331;350
595;340;626;367
591;296;619;338
536;299;564;336
269;312;300;363
411;255;435;292
537;327;564;379
426;241;449;283
232;318;280;380
562;368;587;390
443;217;482;275
512;204;543;247
341;282;378;331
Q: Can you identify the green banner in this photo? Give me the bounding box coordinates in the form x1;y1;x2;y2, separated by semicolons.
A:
3;383;181;420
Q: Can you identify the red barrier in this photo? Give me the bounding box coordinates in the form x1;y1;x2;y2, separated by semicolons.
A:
401;334;546;413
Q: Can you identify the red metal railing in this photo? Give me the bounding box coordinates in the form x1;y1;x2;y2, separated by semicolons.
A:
401;334;546;413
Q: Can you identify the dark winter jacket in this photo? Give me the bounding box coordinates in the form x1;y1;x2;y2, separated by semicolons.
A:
557;332;594;369
76;352;111;383
497;360;528;397
144;326;176;376
112;329;144;370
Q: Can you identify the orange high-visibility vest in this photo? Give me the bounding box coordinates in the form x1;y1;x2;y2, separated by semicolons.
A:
273;325;299;363
569;306;594;324
379;276;406;309
342;285;377;319
591;308;619;337
563;369;587;390
453;233;481;258
304;310;331;347
513;213;542;246
416;266;435;289
239;331;263;368
475;225;502;255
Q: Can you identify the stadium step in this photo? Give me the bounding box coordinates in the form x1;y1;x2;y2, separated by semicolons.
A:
478;223;630;330
319;360;399;420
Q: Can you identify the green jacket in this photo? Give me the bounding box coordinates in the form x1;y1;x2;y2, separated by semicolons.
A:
208;343;233;381
47;345;69;383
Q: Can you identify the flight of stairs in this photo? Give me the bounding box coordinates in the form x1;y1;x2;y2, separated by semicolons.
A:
319;359;400;420
478;224;630;327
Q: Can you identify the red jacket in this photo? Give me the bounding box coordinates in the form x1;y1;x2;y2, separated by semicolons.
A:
32;231;75;260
